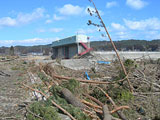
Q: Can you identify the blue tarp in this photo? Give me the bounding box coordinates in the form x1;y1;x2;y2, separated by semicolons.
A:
85;72;90;80
97;61;111;64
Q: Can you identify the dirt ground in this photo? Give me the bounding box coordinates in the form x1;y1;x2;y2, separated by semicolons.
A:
0;59;29;120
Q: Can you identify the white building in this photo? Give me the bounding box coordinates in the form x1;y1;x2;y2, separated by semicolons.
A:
51;35;92;59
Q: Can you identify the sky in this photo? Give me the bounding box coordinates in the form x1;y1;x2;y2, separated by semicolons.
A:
0;0;160;46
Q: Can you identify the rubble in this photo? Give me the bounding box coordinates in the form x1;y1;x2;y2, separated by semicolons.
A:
21;56;160;120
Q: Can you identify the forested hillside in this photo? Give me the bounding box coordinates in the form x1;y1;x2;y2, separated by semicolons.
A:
0;40;160;55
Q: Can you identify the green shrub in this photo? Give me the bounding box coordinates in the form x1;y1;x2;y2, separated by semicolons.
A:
49;86;91;120
11;66;20;70
90;86;108;103
118;90;134;102
23;61;27;64
124;59;134;67
38;72;49;83
26;102;61;120
62;79;80;94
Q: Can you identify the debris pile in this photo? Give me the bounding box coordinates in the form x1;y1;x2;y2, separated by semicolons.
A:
21;58;160;120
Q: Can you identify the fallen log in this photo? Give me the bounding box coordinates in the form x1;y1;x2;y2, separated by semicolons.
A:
23;84;77;120
103;105;112;120
49;73;128;84
43;64;129;84
81;99;102;109
83;94;104;107
88;106;129;114
61;88;86;109
111;106;129;114
53;74;111;84
96;87;128;120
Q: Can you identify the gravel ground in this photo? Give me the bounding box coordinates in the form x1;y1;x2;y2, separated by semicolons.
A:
0;60;29;120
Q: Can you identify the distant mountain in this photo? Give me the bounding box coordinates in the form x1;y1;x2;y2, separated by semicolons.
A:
0;40;160;55
0;44;52;55
90;39;160;51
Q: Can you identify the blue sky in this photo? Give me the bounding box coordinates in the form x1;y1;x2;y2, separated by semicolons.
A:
0;0;160;46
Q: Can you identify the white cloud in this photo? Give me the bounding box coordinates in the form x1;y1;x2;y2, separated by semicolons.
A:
143;31;160;39
110;22;130;40
0;40;14;45
45;14;64;24
115;31;131;39
126;0;148;10
111;23;126;30
109;18;160;40
53;14;64;21
45;14;50;18
124;18;160;30
0;37;59;47
36;28;63;33
77;28;97;34
106;1;118;8
18;37;60;44
0;8;45;27
45;19;52;24
17;8;45;24
49;28;63;33
58;4;84;16
36;28;46;33
19;38;43;43
0;17;17;27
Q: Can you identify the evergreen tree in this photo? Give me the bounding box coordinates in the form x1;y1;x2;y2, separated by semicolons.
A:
9;46;14;56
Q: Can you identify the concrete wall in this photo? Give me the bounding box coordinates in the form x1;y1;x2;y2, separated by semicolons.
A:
94;51;160;61
52;47;65;59
58;47;65;59
52;44;78;59
69;44;78;58
52;35;88;47
52;42;91;59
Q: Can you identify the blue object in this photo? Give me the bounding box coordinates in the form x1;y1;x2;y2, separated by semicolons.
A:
85;72;90;80
97;61;111;64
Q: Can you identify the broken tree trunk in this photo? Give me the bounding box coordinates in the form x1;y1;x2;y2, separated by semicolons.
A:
97;87;128;120
61;88;86;109
89;0;133;93
23;84;77;120
83;93;104;107
103;105;112;120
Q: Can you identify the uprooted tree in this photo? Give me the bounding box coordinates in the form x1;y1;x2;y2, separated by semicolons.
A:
87;0;133;93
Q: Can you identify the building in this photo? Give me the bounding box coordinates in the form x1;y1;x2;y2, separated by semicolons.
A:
51;35;92;59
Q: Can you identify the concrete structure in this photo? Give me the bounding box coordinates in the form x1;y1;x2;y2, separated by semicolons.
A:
51;35;91;59
93;51;160;61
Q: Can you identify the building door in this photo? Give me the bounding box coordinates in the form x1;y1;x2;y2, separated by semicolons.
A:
65;46;69;59
55;48;58;58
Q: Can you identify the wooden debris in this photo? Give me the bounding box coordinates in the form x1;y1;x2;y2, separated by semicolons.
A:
96;87;128;120
81;99;102;109
0;71;10;77
23;84;77;120
103;105;112;120
61;88;86;109
83;93;104;107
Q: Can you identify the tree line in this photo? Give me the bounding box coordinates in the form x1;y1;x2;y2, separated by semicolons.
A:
0;40;160;55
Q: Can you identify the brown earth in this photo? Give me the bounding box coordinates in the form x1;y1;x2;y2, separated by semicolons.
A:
0;59;29;120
